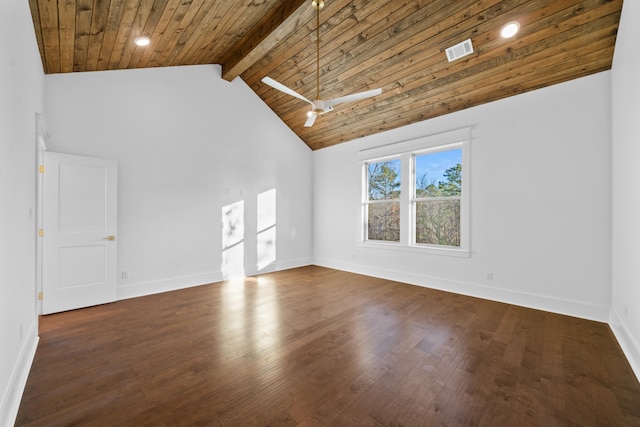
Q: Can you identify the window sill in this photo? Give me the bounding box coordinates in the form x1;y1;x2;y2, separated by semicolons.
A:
358;241;470;258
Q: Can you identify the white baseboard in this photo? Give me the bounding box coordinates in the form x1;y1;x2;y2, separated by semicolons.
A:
1;319;39;427
117;257;312;301
609;308;640;382
117;271;224;301
313;258;610;322
250;257;312;276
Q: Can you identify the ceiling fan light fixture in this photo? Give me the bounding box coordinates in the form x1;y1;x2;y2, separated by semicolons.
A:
261;0;381;128
134;36;151;47
500;21;520;38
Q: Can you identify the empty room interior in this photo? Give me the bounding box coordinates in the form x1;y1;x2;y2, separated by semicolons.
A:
2;0;640;425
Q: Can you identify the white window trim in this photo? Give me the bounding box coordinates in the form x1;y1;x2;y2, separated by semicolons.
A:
359;128;471;257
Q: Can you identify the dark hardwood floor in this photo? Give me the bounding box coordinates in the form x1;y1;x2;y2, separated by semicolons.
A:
16;266;640;426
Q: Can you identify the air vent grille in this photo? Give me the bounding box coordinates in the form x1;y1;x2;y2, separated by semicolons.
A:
445;39;474;62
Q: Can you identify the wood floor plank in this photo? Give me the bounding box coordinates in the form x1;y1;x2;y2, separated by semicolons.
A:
15;266;640;426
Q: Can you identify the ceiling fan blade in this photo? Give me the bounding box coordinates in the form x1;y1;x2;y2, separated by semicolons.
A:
262;77;313;105
304;114;317;127
325;88;382;107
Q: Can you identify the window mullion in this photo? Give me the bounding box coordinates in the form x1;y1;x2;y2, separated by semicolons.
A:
361;162;367;242
400;153;411;245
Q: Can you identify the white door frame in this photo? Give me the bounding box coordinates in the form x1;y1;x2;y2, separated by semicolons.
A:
35;113;48;315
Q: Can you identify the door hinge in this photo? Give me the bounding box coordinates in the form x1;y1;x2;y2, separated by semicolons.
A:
38;229;44;237
37;292;43;301
39;165;45;173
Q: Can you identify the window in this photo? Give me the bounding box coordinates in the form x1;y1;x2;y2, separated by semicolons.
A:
359;128;470;256
365;158;401;242
414;149;462;246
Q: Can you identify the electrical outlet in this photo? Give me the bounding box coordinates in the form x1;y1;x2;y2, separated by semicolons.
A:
19;324;24;340
121;270;129;280
486;272;494;281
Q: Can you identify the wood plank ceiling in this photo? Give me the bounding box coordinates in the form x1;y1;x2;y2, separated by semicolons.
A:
28;0;623;151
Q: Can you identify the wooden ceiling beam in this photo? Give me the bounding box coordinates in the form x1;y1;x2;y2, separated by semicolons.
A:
221;0;308;82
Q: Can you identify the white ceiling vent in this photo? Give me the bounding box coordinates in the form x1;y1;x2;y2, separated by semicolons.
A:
445;38;474;62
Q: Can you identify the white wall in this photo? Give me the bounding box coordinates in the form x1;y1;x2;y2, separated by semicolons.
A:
611;0;640;379
314;71;612;322
44;65;312;299
0;0;43;424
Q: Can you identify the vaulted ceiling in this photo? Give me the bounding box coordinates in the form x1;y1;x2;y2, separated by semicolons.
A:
28;0;623;150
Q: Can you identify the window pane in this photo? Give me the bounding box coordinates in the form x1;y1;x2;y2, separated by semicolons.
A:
368;202;400;242
367;159;401;201
415;149;462;198
416;199;460;246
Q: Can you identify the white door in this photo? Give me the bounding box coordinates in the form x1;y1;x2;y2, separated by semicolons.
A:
42;152;118;314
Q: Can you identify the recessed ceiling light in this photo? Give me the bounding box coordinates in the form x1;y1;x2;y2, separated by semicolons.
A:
134;36;150;47
500;21;520;38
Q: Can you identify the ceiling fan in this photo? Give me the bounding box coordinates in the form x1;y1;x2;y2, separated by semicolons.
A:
261;0;382;127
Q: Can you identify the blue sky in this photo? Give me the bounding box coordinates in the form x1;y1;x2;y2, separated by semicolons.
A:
415;148;461;185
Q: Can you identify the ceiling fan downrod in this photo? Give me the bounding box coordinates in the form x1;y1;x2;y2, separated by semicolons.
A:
261;0;381;128
312;0;324;104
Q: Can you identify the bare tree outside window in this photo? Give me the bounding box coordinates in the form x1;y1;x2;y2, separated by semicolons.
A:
415;156;462;246
366;160;400;242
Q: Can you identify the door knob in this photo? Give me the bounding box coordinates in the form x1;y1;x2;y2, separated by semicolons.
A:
103;235;116;241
